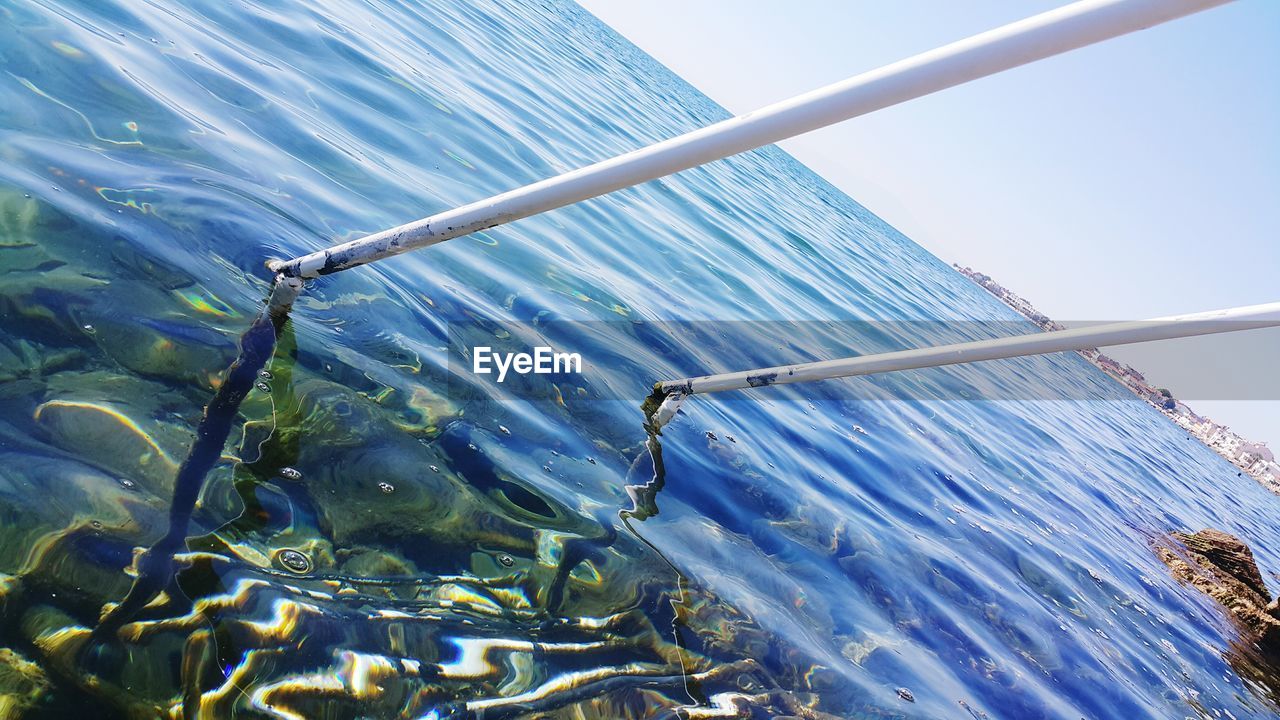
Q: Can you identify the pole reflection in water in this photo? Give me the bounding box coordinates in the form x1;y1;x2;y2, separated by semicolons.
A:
90;277;301;648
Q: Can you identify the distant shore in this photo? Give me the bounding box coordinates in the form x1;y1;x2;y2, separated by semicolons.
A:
954;264;1280;494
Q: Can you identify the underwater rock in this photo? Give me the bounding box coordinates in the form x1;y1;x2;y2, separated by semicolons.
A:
0;188;76;243
0;267;110;343
334;546;416;578
0;242;61;274
0;443;166;571
317;343;462;441
840;630;904;668
108;236;197;291
1154;529;1280;654
0;192;42;247
15;603;172;719
0;337;84;383
74;308;236;389
0;193;77;282
0;573;15;618
33;396;183;496
0;647;51;718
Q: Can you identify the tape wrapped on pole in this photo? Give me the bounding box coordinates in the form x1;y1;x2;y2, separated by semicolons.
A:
269;0;1232;279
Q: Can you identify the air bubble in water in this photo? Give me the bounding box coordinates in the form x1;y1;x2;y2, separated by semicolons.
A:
258;370;273;380
378;481;395;494
277;549;312;573
279;467;302;481
497;553;515;567
255;381;271;392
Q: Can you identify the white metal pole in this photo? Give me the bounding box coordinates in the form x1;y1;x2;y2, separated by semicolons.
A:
656;301;1280;399
269;0;1230;278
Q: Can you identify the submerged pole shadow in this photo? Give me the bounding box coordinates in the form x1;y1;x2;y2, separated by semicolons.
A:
90;276;301;644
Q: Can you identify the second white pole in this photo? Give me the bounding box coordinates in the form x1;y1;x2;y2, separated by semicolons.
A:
657;301;1280;398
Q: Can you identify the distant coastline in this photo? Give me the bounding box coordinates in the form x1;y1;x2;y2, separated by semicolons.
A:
954;264;1280;494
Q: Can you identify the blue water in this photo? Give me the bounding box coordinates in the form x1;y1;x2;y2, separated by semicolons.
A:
2;1;1279;717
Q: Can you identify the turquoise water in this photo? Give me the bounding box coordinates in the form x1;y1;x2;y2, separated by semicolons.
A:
2;0;1279;717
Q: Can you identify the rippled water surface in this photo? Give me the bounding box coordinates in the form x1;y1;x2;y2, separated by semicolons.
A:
3;1;1279;718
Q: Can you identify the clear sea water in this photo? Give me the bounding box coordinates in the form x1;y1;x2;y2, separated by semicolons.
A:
2;1;1279;718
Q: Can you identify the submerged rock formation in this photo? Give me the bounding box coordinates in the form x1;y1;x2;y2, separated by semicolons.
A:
1154;528;1280;654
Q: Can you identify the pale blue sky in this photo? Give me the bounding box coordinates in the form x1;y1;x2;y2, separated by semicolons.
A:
577;0;1279;447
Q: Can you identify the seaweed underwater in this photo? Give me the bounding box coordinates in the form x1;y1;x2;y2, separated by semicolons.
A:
0;252;811;717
